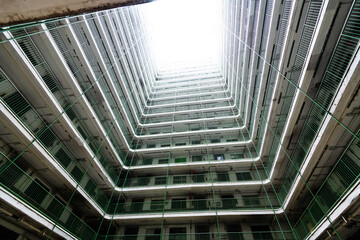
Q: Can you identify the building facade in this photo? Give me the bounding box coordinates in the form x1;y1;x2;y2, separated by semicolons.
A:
0;0;360;239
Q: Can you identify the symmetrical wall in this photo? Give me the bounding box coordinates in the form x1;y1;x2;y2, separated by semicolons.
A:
0;0;359;239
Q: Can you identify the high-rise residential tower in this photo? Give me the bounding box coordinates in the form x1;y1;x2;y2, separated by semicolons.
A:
0;0;360;239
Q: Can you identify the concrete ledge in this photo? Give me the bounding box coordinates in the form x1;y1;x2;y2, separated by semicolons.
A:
0;0;154;27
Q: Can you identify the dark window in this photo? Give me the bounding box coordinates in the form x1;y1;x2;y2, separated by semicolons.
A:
193;174;205;183
193;196;207;210
243;196;260;206
47;196;65;219
130;199;144;212
71;165;84;182
221;195;236;209
251;226;273;240
231;153;244;159
236;172;252;181
192;155;202;162
150;200;163;210
0;224;19;240
173;176;186;184
143;159;153;165
172;199;186;210
85;180;97;196
195;225;210;240
24;179;49;205
217;173;229;182
124;227;139;240
77;126;87;140
158;159;168;164
138;177;150;186
4;92;31;117
226;138;238;142
227;224;243;240
55;148;72;168
175;143;186;146
169;227;186;240
145;228;161;240
154;177;166;185
38;128;57;148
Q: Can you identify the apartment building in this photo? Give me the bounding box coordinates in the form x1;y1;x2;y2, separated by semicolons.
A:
0;0;360;239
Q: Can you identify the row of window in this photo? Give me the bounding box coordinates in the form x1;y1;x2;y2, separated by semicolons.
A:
145;138;243;149
119;195;263;214
120;172;252;187
122;225;274;240
138;153;246;166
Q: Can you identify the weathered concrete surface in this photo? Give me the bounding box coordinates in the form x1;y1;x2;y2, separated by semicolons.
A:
0;0;154;27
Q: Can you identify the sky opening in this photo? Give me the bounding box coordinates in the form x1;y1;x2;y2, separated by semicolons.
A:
140;0;222;74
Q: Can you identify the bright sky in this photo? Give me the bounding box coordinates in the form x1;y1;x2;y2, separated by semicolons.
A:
140;0;221;72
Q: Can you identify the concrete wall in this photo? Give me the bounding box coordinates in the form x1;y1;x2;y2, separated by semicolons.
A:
0;0;154;27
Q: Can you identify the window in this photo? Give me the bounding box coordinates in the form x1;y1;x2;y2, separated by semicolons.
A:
251;226;273;240
138;177;150;186
173;176;186;184
129;158;137;166
119;178;132;187
124;227;139;240
175;142;186;146
236;172;252;181
226;225;243;240
131;199;144;212
55;148;72;168
169;227;186;240
231;153;244;159
143;159;153;165
175;157;187;163
145;228;161;240
0;225;19;239
210;139;220;143
243;196;260;206
226;138;238;142
161;144;170;147
192;140;201;145
172;199;186;210
147;144;156;148
71;166;84;182
214;154;224;160
194;196;207;209
154;177;166;185
150;199;163;210
77;126;87;140
193;174;205;183
5;92;31;118
192;155;202;162
221;195;236;209
217;172;229;182
47;196;65;218
195;225;210;240
158;158;168;164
